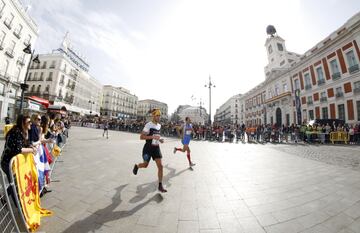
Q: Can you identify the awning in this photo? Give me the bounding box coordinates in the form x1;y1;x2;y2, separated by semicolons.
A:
28;96;50;108
47;105;67;115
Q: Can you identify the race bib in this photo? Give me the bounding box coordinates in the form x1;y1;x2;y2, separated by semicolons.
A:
152;134;160;146
185;130;192;135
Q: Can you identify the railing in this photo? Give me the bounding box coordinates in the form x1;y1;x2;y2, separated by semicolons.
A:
307;101;313;105
3;20;12;30
330;131;349;144
332;72;341;80
305;84;312;90
335;92;344;98
17;57;25;66
13;30;21;39
46;77;53;81
348;64;359;74
320;97;327;102
5;48;14;58
317;79;325;85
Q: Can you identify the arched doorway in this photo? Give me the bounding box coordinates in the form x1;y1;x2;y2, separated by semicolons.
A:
276;107;282;127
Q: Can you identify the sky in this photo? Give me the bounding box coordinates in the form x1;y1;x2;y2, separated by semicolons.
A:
24;0;360;117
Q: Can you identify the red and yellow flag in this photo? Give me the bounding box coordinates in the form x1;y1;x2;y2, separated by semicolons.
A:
13;153;52;232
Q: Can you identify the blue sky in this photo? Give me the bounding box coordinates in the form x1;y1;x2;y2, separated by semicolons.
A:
25;0;360;115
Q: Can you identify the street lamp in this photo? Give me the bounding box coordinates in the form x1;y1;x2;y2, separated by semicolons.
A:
19;44;40;114
204;75;215;125
88;100;95;116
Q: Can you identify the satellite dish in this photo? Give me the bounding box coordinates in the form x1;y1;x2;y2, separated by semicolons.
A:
266;25;277;37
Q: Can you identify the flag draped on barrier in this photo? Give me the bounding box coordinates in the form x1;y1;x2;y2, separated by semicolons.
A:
13;153;52;232
33;146;51;190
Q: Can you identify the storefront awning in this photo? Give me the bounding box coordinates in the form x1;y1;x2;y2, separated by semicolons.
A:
28;96;50;108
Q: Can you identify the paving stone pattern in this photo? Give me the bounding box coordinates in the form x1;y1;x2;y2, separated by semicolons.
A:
29;127;360;233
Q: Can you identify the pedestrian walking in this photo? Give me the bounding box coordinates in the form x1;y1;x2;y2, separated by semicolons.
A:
173;117;196;168
132;109;167;193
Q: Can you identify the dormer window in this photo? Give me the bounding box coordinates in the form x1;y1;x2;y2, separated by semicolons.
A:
277;43;283;51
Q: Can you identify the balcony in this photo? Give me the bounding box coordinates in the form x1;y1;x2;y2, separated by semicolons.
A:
4;20;12;30
46;77;53;81
317;79;325;86
320;97;327;102
71;84;75;90
49;65;55;69
353;87;360;94
13;30;21;39
5;48;14;58
41;65;47;69
332;72;341;80
348;64;359;74
305;84;312;90
17;57;25;66
335;92;344;98
307;100;313;105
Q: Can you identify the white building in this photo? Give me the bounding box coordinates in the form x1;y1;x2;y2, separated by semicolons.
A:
101;85;138;119
178;106;208;125
25;36;103;116
214;94;242;125
137;99;168;120
0;0;38;121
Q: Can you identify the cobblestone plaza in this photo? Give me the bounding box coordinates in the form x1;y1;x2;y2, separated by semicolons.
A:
29;127;360;233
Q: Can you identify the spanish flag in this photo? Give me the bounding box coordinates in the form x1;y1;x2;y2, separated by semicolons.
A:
13;153;52;232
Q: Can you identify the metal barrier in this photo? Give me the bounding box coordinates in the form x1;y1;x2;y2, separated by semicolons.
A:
330;131;349;144
0;170;21;233
0;131;67;233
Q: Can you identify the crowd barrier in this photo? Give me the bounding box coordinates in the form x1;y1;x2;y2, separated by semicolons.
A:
330;131;349;144
0;131;67;233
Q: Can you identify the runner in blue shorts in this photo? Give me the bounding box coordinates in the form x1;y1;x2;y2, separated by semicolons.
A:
173;117;195;167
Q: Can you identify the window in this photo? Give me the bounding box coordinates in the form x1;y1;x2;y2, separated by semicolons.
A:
304;73;311;90
335;87;343;95
357;101;360;121
33;72;38;80
37;85;41;93
280;60;285;66
322;107;328;119
0;0;5;12
316;67;324;81
14;24;22;37
30;85;35;92
309;110;314;120
9;40;15;52
268;45;273;54
25;34;31;45
307;96;313;104
4;13;14;28
338;104;345;120
27;73;32;81
45;85;50;92
294;79;300;90
275;84;279;96
0;82;4;95
277;43;284;51
0;31;5;45
346;50;358;67
42;61;47;69
330;59;340;74
320;91;327;98
50;61;56;68
283;83;288;92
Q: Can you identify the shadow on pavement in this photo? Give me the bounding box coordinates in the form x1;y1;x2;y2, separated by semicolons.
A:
62;184;163;233
129;165;189;204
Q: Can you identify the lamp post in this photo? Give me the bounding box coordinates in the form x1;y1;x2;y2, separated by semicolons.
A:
204;75;215;125
19;44;40;114
88;100;95;116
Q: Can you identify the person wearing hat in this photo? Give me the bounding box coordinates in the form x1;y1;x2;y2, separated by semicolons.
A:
132;109;167;193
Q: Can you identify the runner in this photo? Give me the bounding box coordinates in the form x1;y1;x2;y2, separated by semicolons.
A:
132;109;167;193
103;121;109;139
173;117;196;167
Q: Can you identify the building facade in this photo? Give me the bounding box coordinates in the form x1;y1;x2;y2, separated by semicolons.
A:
137;99;168;120
0;0;38;121
101;85;138;119
238;12;360;127
25;38;103;116
178;106;208;125
214;94;242;125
